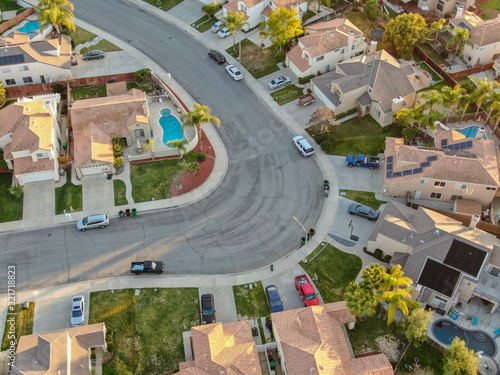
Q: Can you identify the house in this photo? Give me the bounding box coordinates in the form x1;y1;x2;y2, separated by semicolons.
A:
10;323;107;375
0;31;72;87
383;130;500;207
395;0;474;18
222;0;307;30
70;88;151;179
367;200;500;314
272;302;394;375
178;321;261;375
446;9;500;68
0;95;62;185
310;50;417;125
286;19;367;78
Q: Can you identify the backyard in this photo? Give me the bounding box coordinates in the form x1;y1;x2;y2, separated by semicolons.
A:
89;288;199;375
345;11;378;38
1;302;35;351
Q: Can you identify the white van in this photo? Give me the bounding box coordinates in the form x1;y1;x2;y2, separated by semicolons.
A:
293;136;315;157
76;214;109;231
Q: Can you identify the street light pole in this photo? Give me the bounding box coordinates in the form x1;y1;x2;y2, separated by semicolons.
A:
293;216;308;262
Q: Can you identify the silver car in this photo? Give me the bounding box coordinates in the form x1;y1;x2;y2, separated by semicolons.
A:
76;214;109;231
71;295;85;326
268;76;291;90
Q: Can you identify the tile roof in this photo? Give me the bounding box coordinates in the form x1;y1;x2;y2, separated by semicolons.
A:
272;302;393;375
450;11;500;46
274;0;305;9
454;199;482;216
11;323;106;375
224;1;241;13
287;45;309;72
13;155;55;175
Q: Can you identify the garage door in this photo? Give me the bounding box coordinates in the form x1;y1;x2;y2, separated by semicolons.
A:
80;164;110;176
18;170;54;184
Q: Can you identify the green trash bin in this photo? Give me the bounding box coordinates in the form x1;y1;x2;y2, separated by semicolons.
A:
131;208;137;216
301;236;306;245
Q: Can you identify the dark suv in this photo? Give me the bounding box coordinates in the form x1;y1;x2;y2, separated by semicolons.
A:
83;50;105;61
208;50;226;64
201;293;216;324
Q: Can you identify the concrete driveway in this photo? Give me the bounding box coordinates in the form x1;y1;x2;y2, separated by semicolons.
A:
328;155;385;192
199;286;237;324
81;175;115;212
22;181;56;221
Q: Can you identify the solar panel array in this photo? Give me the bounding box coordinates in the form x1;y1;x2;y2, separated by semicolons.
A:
0;54;24;66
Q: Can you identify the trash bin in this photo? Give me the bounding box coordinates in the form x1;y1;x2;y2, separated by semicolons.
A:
301;236;306;245
307;228;316;240
126;208;131;217
132;208;137;216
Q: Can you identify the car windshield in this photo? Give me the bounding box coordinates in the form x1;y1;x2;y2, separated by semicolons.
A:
203;308;214;314
82;217;88;225
305;293;316;300
72;310;82;317
270;300;282;307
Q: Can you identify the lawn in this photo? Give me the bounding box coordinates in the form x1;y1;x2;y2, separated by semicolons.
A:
345;11;377;38
339;190;386;210
300;244;362;303
397;341;444;374
0;173;23;223
417;61;442;81
55;173;82;215
417;80;451;93
66;26;97;46
113;180;128;206
307;116;402;156
72;84;107;100
0;99;16;110
270;84;303;105
479;0;500;20
417;43;450;67
80;39;122;54
230;39;286;79
1;302;35;351
142;0;184;12
127;81;155;94
233;281;270;319
0;0;23;11
191;15;218;33
89;288;199;375
130;152;197;203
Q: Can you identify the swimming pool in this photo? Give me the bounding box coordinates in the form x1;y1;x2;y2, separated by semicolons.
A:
17;21;40;34
159;109;185;146
432;319;497;356
457;126;487;139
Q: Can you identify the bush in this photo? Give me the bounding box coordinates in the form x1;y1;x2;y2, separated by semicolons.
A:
298;74;315;84
197;152;207;161
52;84;65;94
134;68;151;83
321;139;334;153
374;248;383;259
188;162;201;174
8;185;23;198
202;3;220;17
336;112;347;120
347;108;357;116
461;77;475;94
313;133;326;144
114;157;123;169
384;255;392;263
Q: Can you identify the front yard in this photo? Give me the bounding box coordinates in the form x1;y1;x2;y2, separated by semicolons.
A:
233;282;270;320
339;190;386;210
55;173;82;215
89;288;199;375
0;173;23;223
1;302;35;351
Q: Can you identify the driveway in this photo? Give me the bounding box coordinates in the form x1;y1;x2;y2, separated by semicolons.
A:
328;155;385;192
199;286;237;324
22;181;56;221
81;175;115;212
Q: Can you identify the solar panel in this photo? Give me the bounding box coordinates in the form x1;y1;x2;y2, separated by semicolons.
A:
412;167;423;174
465;140;472;148
403;169;413;176
386;162;393;171
0;54;24;66
421;161;431;168
441;139;448;147
452;143;460;150
392;171;402;177
458;22;471;31
444;240;487;278
386;171;392;178
387;156;393;163
418;258;460;297
428;155;438;161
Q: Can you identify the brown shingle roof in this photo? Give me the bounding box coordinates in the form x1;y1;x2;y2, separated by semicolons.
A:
287;45;310;72
450;11;500;46
13;156;54;175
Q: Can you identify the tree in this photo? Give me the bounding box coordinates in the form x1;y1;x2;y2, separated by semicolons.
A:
37;0;75;34
394;108;414;128
135;68;151;83
8;185;23;198
220;10;249;53
400;308;433;345
201;3;219;18
0;82;6;104
428;19;447;48
188;162;201;174
446;27;473;63
364;0;380;21
308;106;336;134
402;126;421;143
443;337;480;375
360;263;388;292
380;287;420;325
484;90;500;124
181;103;220;152
419;109;444;135
441;85;465;123
344;281;378;318
382;13;428;58
470;77;498;119
167;138;188;157
420;89;442;113
260;7;303;53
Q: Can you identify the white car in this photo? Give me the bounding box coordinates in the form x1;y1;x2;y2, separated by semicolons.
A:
218;27;231;38
71;295;85;326
293;135;314;157
211;21;223;33
268;76;291;90
226;65;243;80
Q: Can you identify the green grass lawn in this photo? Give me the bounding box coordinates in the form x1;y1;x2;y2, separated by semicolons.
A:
89;288;199;375
0;0;24;11
397;342;444;374
270;84;303;105
418;61;442;81
300;244;362;303
307;117;402;156
113;180;128;206
191;15;218;33
55;173;82;215
80;39;122;54
417;80;451;93
142;0;184;12
417;43;451;67
233;281;270;319
72;84;107;100
479;0;500;20
0;99;16;110
1;302;35;351
230;39;286;79
66;26;97;46
130;152;197;203
339;190;386;210
0;173;23;223
346;11;377;38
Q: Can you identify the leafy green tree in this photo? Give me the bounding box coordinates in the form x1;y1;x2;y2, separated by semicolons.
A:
400;308;433;345
167;138;188;157
0;82;6;104
37;0;75;34
382;13;428;58
484;90;500;124
428;19;447;48
360;263;388;292
470;77;499;119
443;337;480;375
446;27;473;63
402;125;421;143
134;68;151;83
260;7;303;53
181;103;220;152
220;10;249;53
201;3;219;18
441;85;465;123
364;0;380;21
345;281;378;318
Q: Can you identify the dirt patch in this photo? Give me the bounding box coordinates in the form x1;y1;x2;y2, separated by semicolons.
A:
375;334;401;362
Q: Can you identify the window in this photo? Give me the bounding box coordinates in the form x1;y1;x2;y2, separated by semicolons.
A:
316;55;324;62
486;187;496;190
375;109;381;118
340;48;345;54
421;180;429;184
436;0;444;10
334;48;339;53
450;195;463;200
5;79;16;85
432;296;447;309
434;181;446;187
1;67;11;73
455;183;467;190
352;45;356;50
487;265;500;278
36;152;48;158
304;53;310;60
135;129;145;138
23;77;33;83
18;65;29;71
430;192;442;199
493;53;500;60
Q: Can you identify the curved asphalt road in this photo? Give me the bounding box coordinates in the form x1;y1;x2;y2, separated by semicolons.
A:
0;0;324;290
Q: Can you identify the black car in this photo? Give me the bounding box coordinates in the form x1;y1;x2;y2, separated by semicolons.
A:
82;50;105;61
201;293;216;324
208;50;226;64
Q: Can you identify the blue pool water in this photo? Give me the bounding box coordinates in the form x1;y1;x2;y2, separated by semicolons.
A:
159;109;185;146
457;126;487;139
432;319;496;356
18;21;39;34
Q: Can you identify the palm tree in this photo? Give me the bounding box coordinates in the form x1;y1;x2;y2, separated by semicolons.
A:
458;93;474;122
470;77;497;119
381;265;413;290
345;281;378;318
37;0;76;34
421;89;442;113
360;263;388;293
446;27;473;63
484;91;500;124
428;19;447;48
441;85;465;123
167;138;188;157
181;103;220;152
394;108;414;128
380;287;420;325
220;10;249;53
420;110;444;136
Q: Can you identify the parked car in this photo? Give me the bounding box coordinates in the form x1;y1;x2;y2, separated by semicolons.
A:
347;203;379;221
82;50;105;61
292;135;314;157
208;49;226;64
211;21;223;32
268;76;291;90
265;285;284;312
201;293;216;324
218;27;231;38
226;65;243;80
71;295;85;326
76;214;109;231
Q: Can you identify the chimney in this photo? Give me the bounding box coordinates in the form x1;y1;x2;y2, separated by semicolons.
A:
469;214;480;229
369;40;378;54
456;6;464;17
347;31;354;58
391;96;405;113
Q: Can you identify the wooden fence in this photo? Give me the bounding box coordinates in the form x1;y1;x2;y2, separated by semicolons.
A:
0;7;34;34
414;46;459;87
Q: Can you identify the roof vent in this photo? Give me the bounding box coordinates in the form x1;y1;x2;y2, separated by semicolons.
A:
434;229;440;236
402;237;406;243
393;96;404;104
420;240;425;243
410;233;414;238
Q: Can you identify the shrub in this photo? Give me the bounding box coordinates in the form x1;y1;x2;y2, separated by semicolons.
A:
134;68;151;83
444;12;452;18
70;39;75;49
298;74;315;84
384;255;392;263
374;248;383;259
52;84;65;94
188;162;201;174
321;139;334;153
313;133;326;144
113;138;124;157
202;3;220;17
347;108;357;116
461;77;475;94
336;112;347;120
8;185;23;198
197;152;207;161
114;157;124;169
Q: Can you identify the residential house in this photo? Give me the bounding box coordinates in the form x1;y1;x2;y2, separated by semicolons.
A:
311;50;417;125
286;19;367;78
10;323;107;375
70;88;151;179
0;95;62;185
0;31;72;87
367;200;500;313
383;130;500;207
222;0;307;30
395;0;474;18
272;302;394;375
446;9;500;68
178;321;261;375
